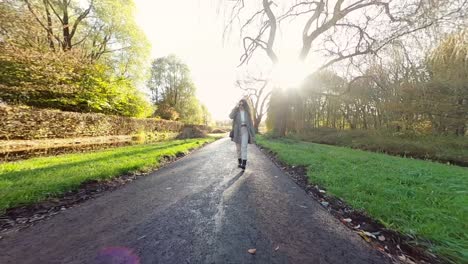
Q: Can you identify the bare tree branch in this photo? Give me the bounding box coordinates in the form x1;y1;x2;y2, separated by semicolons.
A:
262;0;279;63
69;0;94;45
236;73;272;131
24;0;62;47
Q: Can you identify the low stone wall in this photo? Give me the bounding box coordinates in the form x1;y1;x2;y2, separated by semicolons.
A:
0;104;183;140
0;104;212;161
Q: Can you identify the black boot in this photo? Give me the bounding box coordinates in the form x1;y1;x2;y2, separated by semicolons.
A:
238;158;242;168
241;160;247;170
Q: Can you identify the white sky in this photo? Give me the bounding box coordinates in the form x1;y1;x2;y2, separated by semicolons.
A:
135;0;244;121
133;1;460;121
134;0;322;121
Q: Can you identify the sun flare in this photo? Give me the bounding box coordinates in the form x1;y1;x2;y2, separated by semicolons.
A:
271;60;309;88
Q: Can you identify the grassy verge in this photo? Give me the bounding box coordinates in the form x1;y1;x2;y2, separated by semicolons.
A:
291;128;468;166
257;135;468;263
0;137;215;213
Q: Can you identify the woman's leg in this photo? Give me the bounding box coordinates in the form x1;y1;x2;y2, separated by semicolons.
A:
240;127;248;168
236;143;241;159
236;142;242;167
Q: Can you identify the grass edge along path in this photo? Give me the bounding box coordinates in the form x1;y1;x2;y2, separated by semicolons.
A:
0;137;216;213
256;135;467;263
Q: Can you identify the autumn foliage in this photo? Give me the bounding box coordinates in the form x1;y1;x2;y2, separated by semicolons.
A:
0;0;152;117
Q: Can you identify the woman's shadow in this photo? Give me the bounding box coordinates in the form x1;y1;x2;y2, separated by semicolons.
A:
224;171;245;190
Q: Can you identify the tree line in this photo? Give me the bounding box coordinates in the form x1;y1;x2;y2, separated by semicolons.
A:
0;1;210;125
224;0;467;136
146;55;211;125
268;30;467;136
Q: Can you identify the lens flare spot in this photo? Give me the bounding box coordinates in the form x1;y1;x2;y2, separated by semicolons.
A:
95;246;140;264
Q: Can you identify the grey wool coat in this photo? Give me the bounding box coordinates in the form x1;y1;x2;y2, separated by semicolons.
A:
229;106;256;144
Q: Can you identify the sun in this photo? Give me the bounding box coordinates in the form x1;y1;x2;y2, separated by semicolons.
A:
271;60;309;88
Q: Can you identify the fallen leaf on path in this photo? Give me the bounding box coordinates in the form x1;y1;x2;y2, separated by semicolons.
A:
342;218;352;223
378;235;385;241
362;231;376;239
166;187;172;190
319;189;326;193
274;246;279;251
358;232;371;242
320;201;329;207
248;249;256;254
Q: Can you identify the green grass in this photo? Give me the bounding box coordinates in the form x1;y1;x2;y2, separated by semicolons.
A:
0;137;215;213
257;135;468;263
291;128;468;166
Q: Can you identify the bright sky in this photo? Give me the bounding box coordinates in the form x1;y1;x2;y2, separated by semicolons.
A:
134;0;322;121
135;0;244;121
133;1;451;122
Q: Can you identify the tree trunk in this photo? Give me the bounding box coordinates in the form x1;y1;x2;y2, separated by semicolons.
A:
271;88;288;137
62;0;72;50
43;0;55;50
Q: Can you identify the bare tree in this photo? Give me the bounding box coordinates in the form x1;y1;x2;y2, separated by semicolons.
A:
224;0;467;136
227;0;467;67
236;73;272;132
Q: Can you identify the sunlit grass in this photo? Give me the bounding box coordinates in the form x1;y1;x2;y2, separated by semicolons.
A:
257;135;468;263
290;128;468;166
0;138;215;213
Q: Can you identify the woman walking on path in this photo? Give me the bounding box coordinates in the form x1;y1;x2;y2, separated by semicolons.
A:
229;98;256;170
